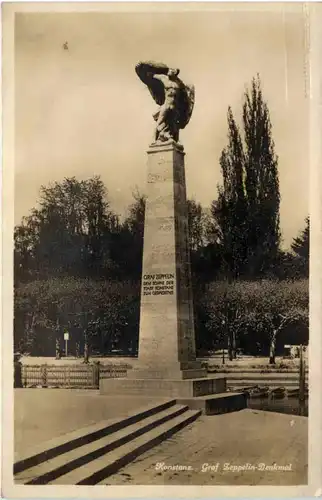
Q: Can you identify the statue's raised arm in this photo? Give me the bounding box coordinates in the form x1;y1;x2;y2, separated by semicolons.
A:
135;61;195;144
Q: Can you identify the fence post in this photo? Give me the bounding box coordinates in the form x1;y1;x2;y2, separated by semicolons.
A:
41;365;48;387
14;361;23;388
23;366;27;387
93;361;100;388
299;345;306;401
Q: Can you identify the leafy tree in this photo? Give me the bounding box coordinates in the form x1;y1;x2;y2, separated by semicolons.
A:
291;217;309;258
110;190;146;280
14;224;36;284
205;281;257;358
248;280;309;364
270;250;307;280
14;276;140;358
212;76;281;279
204;279;308;363
187;199;209;252
211;108;247;280
187;199;222;290
243;76;281;275
82;176;119;276
291;217;309;277
14;177;119;281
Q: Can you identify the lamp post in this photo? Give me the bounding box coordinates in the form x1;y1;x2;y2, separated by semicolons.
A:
64;330;69;358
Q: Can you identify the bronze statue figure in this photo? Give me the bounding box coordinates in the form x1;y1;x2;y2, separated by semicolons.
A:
135;61;195;144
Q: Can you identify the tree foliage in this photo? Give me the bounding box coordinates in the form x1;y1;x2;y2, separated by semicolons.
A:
14;177;120;281
203;279;308;362
212;76;281;279
111;190;146;280
187;199;209;252
14;277;140;356
291;217;309;277
14;76;308;359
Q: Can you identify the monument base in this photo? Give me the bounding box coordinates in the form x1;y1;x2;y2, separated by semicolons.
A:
100;375;226;398
127;360;207;380
99;375;247;414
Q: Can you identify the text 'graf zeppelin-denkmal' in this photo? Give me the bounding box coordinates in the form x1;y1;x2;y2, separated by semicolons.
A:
143;273;175;296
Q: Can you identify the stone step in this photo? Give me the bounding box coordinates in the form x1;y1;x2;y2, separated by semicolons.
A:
15;403;189;485
52;408;201;485
177;392;247;415
14;398;176;475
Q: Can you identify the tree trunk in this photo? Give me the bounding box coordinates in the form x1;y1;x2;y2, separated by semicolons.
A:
55;317;61;359
269;330;277;364
75;341;80;358
55;338;61;360
25;314;36;353
100;329;104;356
228;331;233;361
232;330;237;359
84;330;89;364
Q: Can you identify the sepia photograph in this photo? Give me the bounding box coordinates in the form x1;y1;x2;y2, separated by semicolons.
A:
1;1;322;497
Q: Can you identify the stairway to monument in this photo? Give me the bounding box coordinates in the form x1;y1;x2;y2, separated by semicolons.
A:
14;399;201;485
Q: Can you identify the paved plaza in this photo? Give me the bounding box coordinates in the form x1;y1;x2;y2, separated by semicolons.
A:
15;389;307;485
14;389;161;457
105;409;308;486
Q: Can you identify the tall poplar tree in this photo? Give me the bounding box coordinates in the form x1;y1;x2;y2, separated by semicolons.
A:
211;108;247;279
243;75;281;276
213;75;281;279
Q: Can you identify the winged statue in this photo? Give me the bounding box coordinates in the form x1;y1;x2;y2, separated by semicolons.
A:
135;61;195;144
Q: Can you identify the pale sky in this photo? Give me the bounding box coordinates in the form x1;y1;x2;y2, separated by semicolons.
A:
15;4;309;249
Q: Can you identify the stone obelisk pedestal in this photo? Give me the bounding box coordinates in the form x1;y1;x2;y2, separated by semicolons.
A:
130;140;205;381
100;141;230;401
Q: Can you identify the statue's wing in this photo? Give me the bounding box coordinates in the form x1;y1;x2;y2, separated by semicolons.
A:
177;83;195;129
135;61;168;106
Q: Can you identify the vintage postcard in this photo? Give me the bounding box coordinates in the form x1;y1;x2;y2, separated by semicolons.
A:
1;1;322;498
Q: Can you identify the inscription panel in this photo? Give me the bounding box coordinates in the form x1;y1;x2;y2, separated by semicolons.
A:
142;273;175;296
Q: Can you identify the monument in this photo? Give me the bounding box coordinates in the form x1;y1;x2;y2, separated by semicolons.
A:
101;62;245;412
131;61;205;382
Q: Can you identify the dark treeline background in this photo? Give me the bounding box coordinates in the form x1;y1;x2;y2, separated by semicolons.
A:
14;77;309;363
